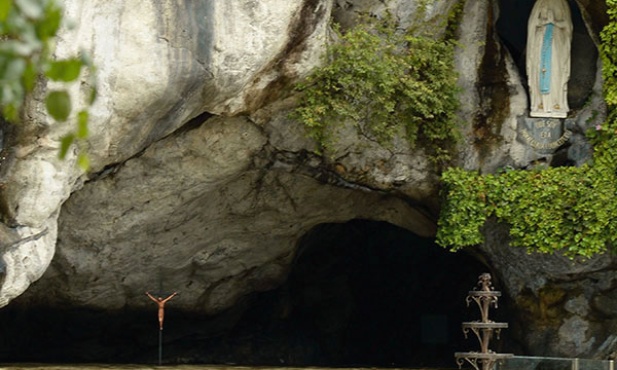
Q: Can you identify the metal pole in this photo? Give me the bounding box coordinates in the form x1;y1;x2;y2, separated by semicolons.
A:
609;360;614;370
572;358;579;370
158;328;163;366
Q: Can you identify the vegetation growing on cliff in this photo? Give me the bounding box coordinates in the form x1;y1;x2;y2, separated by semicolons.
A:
293;15;459;164
0;0;95;168
436;2;617;258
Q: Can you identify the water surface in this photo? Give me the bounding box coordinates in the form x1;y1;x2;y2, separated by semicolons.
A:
0;366;450;370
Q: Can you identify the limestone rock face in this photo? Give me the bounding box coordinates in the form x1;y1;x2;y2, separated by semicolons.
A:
56;0;330;168
481;221;617;359
22;114;434;314
0;0;332;307
0;0;616;361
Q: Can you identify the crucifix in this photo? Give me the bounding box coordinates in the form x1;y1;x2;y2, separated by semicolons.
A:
145;291;178;331
146;287;178;365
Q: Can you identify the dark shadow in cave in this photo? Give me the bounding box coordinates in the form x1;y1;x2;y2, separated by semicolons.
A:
229;219;508;368
0;219;513;367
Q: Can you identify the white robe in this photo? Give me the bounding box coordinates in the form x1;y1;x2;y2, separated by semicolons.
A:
526;0;572;118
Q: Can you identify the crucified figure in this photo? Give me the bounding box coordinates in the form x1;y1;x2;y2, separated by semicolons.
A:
146;291;178;330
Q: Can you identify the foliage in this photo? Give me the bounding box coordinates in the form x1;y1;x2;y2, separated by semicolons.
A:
436;1;617;258
601;0;617;109
293;17;459;164
0;0;96;169
436;165;617;258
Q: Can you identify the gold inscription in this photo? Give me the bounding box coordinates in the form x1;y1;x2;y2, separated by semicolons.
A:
539;131;551;139
520;129;572;150
535;120;560;129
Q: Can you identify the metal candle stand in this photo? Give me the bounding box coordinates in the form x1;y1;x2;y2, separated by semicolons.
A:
455;273;513;370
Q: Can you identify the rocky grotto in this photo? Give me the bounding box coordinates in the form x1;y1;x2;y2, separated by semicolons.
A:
0;0;616;366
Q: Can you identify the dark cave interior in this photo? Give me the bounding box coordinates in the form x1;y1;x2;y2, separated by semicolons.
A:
0;219;516;367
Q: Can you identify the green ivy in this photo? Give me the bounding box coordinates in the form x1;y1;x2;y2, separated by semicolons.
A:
0;0;96;169
436;1;617;258
601;0;617;109
437;164;617;258
293;16;459;164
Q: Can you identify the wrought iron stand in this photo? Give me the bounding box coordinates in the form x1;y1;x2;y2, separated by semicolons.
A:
455;273;513;370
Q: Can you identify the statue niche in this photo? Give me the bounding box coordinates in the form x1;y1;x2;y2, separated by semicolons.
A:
526;0;573;118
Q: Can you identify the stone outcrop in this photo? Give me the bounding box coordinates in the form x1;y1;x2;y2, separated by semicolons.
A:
0;0;334;306
0;0;615;362
20;114;434;314
482;220;617;359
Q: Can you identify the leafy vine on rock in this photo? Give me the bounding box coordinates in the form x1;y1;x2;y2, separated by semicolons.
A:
436;1;617;258
292;14;460;165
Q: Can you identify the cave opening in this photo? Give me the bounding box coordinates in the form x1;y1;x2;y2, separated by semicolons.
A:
0;219;507;367
192;219;506;368
258;219;499;368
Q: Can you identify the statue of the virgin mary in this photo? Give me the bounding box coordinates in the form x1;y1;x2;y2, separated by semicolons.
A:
526;0;572;118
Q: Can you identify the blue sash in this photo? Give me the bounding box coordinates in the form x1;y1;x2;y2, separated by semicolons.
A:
539;23;554;95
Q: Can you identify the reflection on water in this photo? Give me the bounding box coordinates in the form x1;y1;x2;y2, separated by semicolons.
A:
0;366;321;370
0;366;452;370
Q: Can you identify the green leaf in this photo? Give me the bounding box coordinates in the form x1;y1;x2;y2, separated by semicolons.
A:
45;90;71;122
0;0;11;21
46;59;83;82
76;110;88;138
35;2;62;41
22;60;36;91
2;103;18;122
77;152;90;170
59;133;74;159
